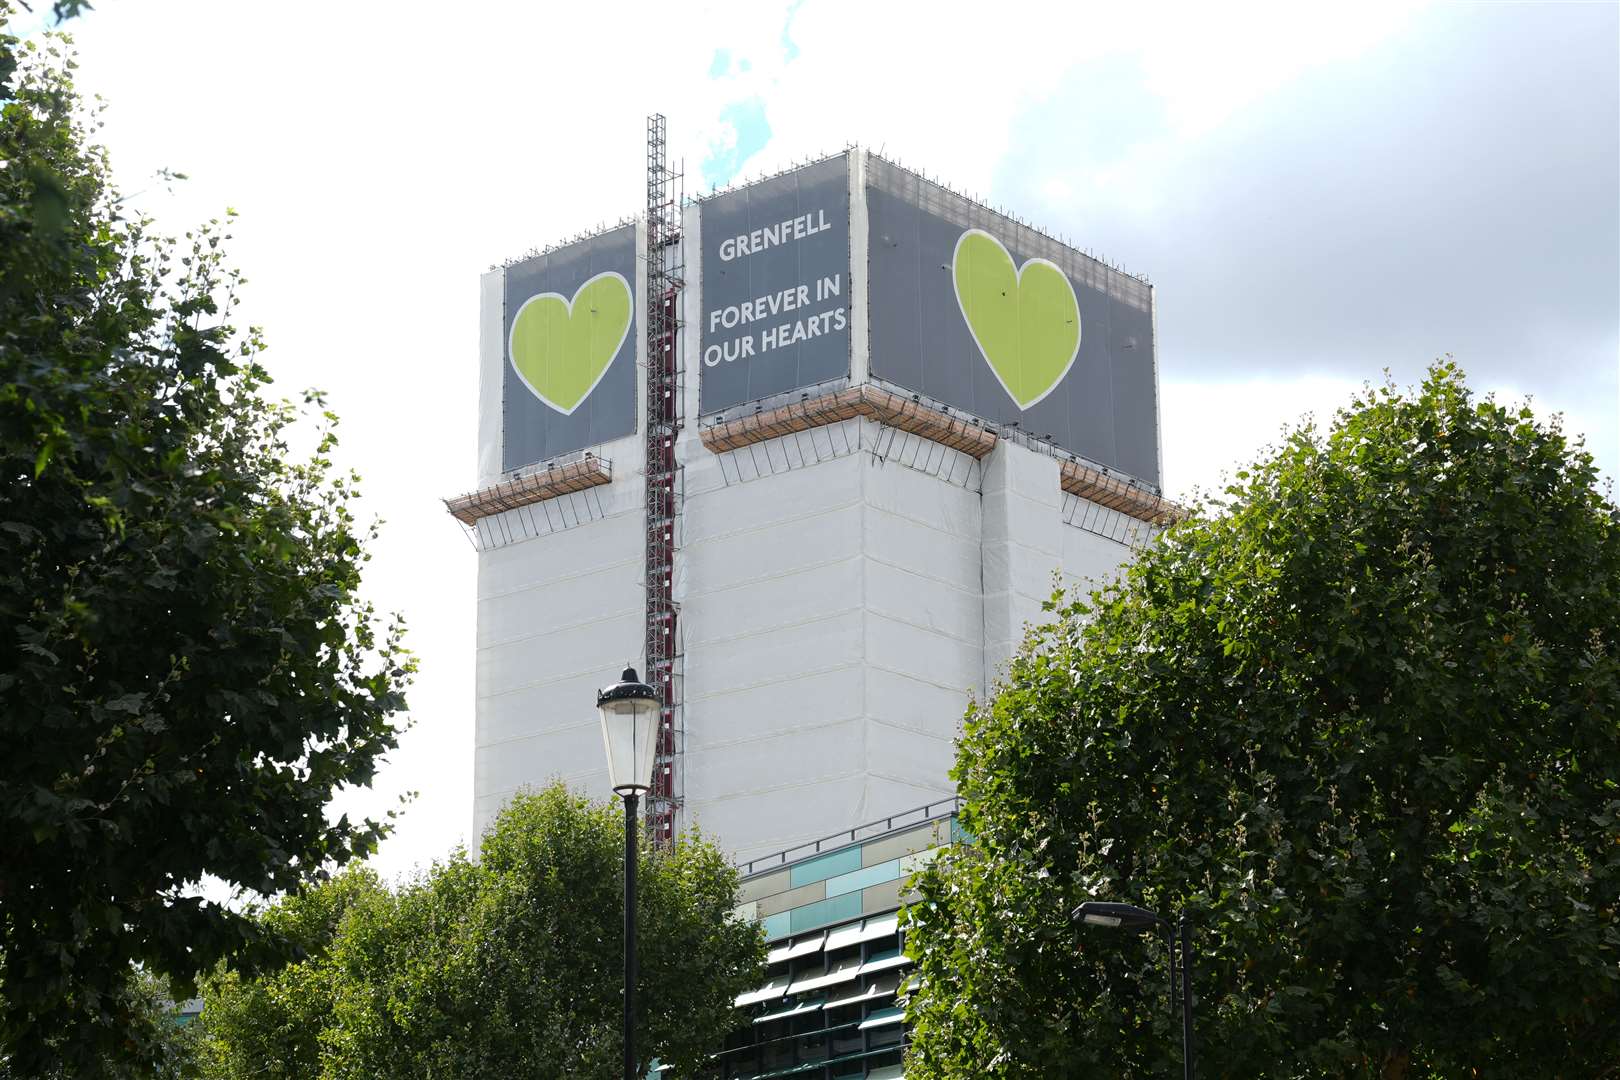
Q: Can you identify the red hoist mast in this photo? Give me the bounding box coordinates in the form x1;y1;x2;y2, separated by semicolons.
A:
644;115;683;848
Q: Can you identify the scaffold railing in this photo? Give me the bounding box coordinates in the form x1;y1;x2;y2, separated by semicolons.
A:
736;796;964;878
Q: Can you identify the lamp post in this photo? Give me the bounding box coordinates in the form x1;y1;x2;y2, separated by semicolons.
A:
1074;901;1196;1080
598;667;661;1080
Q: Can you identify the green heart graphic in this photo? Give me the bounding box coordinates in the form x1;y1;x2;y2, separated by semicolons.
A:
952;229;1081;409
508;271;633;415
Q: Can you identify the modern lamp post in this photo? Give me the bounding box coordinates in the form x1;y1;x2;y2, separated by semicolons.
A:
1074;901;1196;1080
598;667;661;1080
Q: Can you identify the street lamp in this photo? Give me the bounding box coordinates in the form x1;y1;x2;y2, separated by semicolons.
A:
598;667;660;1080
1074;900;1196;1080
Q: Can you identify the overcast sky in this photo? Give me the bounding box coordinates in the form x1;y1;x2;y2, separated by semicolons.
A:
23;0;1618;883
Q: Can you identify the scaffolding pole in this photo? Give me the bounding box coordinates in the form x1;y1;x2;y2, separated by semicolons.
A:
644;114;684;848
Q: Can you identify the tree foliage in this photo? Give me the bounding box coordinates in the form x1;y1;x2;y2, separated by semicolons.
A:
111;972;204;1080
904;366;1620;1078
198;785;765;1079
0;968;203;1080
1;18;410;1074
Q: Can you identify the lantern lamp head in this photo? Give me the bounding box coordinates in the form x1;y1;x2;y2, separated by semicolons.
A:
597;667;661;795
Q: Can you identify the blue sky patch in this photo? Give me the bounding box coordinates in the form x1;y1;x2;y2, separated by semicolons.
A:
708;48;731;78
781;0;805;62
701;97;771;190
10;5;65;38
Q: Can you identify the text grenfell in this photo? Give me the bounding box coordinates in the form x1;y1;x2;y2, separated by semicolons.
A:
717;210;832;262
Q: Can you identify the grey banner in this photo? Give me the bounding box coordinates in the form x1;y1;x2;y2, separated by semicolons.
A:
865;156;1160;487
502;224;638;471
700;154;851;415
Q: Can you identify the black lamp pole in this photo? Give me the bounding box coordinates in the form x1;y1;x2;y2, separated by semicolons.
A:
1178;912;1195;1080
598;667;660;1080
622;789;639;1080
1075;901;1196;1080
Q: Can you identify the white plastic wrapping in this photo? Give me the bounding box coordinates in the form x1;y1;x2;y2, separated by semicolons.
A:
472;476;646;841
847;150;870;386
980;442;1062;688
477;269;505;489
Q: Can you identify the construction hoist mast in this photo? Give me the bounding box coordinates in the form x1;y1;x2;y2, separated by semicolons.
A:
643;115;683;847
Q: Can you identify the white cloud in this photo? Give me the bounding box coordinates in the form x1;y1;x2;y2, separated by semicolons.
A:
1160;373;1365;500
1136;1;1421;136
1162;372;1617;516
681;0;1422;196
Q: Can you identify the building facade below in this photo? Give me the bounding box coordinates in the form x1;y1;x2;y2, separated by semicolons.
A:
702;799;961;1079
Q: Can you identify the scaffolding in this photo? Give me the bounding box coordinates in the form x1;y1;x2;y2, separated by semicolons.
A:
644;115;684;847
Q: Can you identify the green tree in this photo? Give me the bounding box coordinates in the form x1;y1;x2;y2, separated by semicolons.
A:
0;18;411;1075
194;868;385;1080
904;365;1620;1078
200;785;765;1079
0;968;204;1080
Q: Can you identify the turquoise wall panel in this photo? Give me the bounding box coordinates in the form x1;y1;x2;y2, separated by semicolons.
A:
823;858;900;898
789;891;863;934
788;846;863;889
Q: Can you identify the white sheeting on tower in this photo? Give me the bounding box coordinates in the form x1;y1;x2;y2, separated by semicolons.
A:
471;432;645;841
472;427;1144;861
468;170;1154;861
476;269;505;489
